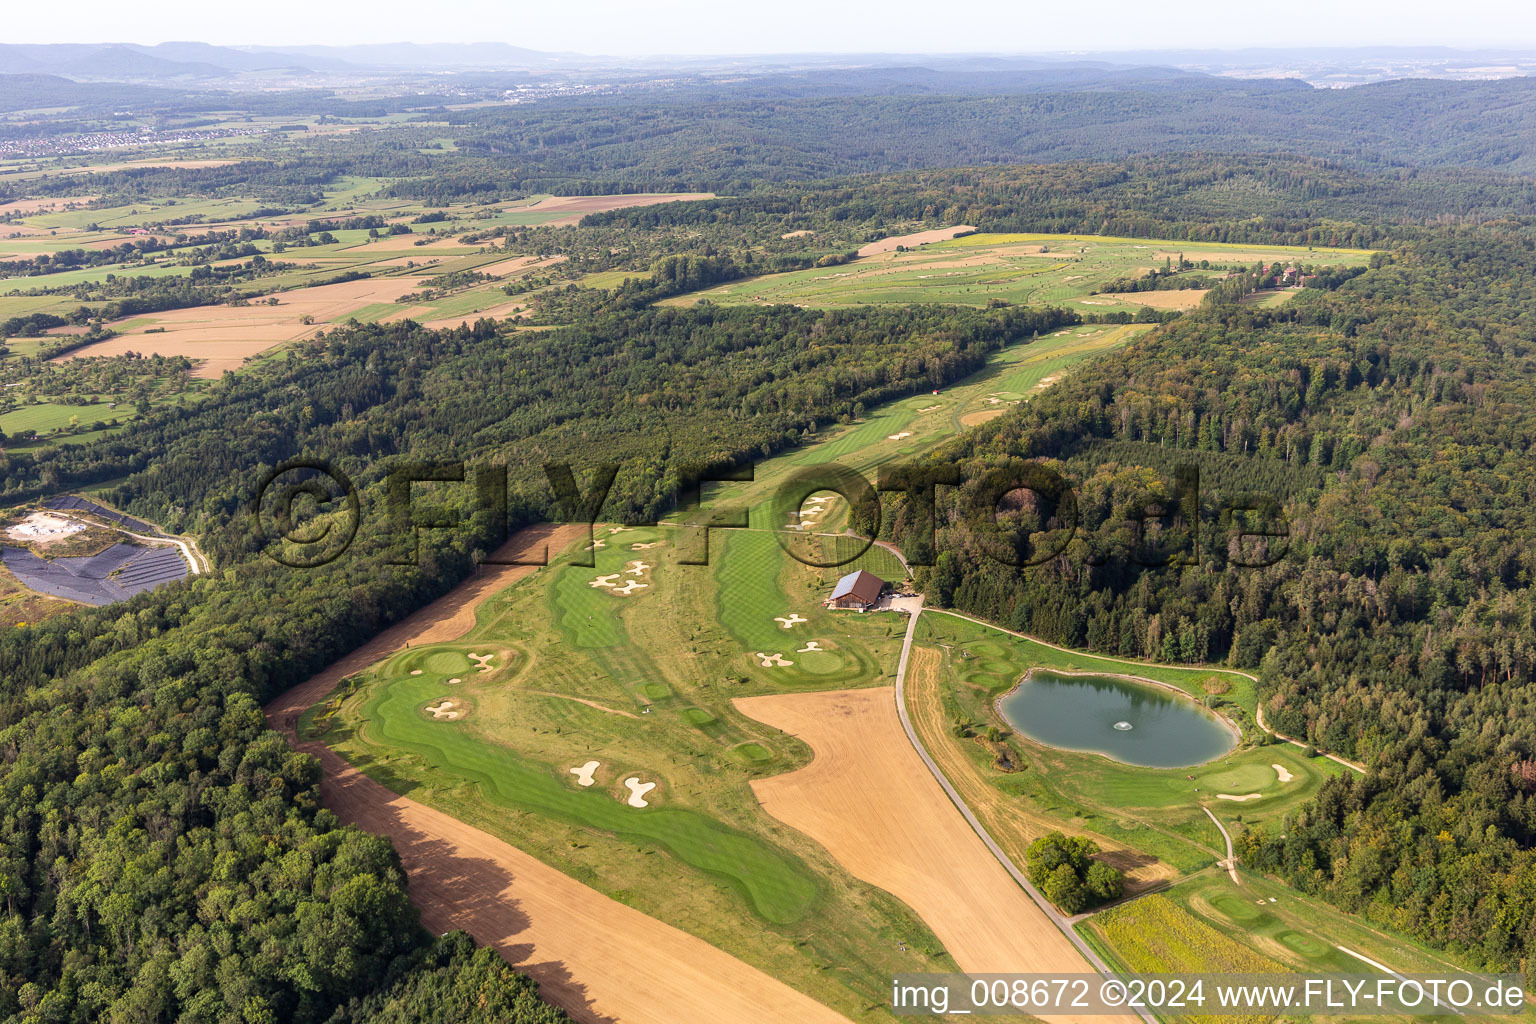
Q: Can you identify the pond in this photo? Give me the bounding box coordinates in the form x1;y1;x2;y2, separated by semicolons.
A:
996;669;1235;768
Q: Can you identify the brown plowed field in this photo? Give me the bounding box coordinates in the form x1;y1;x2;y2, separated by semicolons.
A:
264;523;852;1024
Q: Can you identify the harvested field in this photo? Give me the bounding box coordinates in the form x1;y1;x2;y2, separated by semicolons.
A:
1097;289;1209;309
0;196;98;216
58;274;428;377
736;687;1107;983
518;192;713;226
959;409;1006;427
857;225;976;257
264;524;851;1024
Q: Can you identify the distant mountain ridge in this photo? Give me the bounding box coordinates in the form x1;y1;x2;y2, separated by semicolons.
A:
0;42;352;80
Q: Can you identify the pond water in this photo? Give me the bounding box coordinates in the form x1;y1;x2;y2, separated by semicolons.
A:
996;669;1235;768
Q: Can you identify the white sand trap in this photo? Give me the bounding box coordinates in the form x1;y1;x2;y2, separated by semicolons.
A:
626;560;651;575
469;653;494;673
589;573;622;588
886;431;914;441
775;614;808;628
570;760;601;787
623;777;657;808
586;540;607;551
754;652;795;667
609;526;632;534
784;521;814;531
986;396;1001;404
796;641;824;653
426;700;460;720
613;580;649;596
917;405;941;413
1273;763;1295;783
410;669;423;676
632;541;664;550
1217;793;1263;802
447;677;462;685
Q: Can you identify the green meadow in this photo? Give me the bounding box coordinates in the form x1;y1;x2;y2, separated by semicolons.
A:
316;524;946;1021
672;232;1373;311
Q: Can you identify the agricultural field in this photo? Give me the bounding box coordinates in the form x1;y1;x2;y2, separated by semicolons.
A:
1;176;711;378
671;232;1373;311
291;313;1216;1020
1080;875;1501;1024
309;522;951;1021
904;608;1479;1003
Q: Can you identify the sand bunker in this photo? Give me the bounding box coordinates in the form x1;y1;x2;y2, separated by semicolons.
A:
410;669;423;676
586;540;607;551
631;541;664;550
917;405;941;413
570;760;601;787
426;700;460;720
590;573;622;588
262;519;856;1024
623;777;657;808
886;431;914;441
447;677;462;685
626;560;651;575
775;614;808;629
613;580;649;596
469;653;494;672
1217;793;1263;802
754;652;795;667
796;641;824;653
609;525;632;534
1273;763;1295;783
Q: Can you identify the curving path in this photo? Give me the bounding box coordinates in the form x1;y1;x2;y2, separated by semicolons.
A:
889;601;1156;1024
1202;806;1241;885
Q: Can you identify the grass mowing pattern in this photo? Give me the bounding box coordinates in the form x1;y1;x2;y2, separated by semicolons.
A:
714;530;885;686
715;530;797;651
679;233;1372;311
359;646;820;925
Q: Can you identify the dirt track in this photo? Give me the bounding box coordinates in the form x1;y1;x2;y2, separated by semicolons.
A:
738;686;1129;1024
264;523;852;1024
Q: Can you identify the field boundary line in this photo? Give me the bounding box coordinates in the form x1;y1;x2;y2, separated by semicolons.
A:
892;600;1157;1024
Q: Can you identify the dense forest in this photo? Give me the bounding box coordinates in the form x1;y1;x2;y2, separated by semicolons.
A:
898;226;1536;976
0;300;1075;1020
7;64;1536;1007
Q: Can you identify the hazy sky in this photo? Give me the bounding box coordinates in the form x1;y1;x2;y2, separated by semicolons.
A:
8;0;1535;54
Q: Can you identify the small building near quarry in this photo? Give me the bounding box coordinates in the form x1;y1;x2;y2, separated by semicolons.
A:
825;569;886;611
